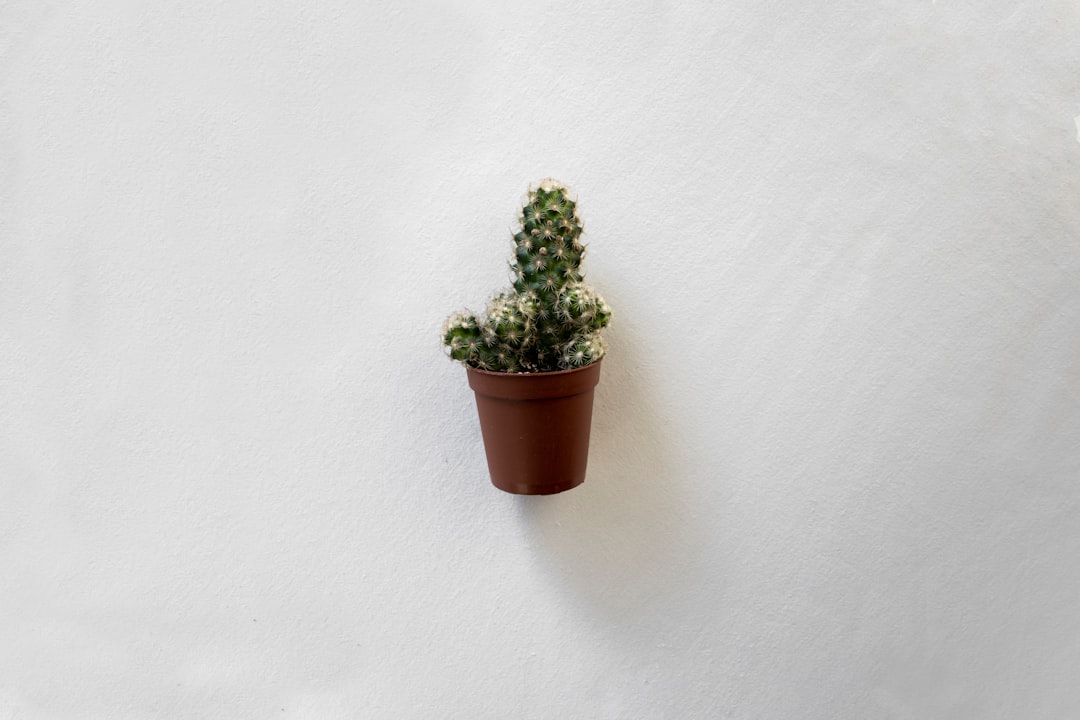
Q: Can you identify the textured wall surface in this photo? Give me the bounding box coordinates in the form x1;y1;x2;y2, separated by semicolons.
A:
3;2;1079;718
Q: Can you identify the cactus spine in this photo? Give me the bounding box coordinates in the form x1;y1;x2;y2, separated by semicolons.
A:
443;180;611;373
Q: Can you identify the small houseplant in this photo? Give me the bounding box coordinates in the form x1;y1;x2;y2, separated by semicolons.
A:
443;180;612;494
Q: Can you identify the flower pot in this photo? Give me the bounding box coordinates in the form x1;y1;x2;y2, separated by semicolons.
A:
466;360;602;495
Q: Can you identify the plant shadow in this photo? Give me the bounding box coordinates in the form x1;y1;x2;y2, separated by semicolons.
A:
515;314;711;620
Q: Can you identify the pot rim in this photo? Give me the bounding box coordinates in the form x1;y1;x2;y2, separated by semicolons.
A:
466;358;602;400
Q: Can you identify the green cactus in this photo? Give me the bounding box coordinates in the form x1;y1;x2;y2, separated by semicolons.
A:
443;180;612;373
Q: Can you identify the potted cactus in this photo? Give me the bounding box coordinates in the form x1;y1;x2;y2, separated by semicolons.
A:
443;180;612;495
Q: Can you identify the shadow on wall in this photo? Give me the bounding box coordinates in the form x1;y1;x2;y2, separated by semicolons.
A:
515;310;712;619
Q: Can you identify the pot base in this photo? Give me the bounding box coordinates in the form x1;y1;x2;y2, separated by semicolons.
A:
494;476;584;496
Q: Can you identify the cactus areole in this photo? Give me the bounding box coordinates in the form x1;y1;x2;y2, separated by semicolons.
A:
443;180;612;495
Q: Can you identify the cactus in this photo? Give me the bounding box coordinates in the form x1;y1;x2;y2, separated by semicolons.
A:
443;180;612;373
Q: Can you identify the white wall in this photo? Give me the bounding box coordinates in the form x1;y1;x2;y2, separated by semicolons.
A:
3;1;1079;717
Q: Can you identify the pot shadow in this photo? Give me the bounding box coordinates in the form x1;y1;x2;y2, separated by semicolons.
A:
515;317;715;621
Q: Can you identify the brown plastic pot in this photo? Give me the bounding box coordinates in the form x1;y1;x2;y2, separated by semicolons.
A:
466;360;602;495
